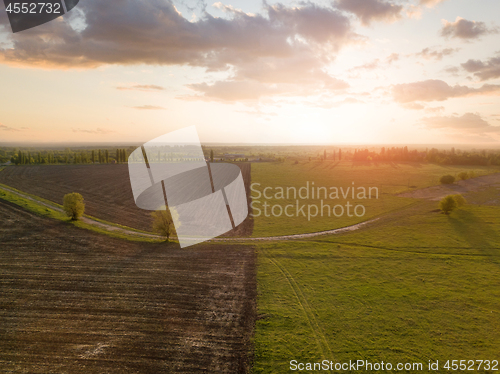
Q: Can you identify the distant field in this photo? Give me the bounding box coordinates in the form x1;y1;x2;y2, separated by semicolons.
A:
0;163;253;236
253;200;500;373
0;199;256;373
250;161;499;236
1;162;498;238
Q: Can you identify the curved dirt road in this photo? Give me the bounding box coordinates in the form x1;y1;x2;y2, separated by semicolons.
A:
398;172;500;201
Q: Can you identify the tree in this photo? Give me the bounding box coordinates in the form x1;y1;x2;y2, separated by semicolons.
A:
452;194;466;207
439;195;457;215
105;150;109;163
440;175;455;184
63;193;85;220
457;172;469;180
339;149;342;161
91;150;95;163
210;149;214;163
151;207;180;241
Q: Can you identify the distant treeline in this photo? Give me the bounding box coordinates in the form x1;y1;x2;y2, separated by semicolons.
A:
1;148;131;165
350;146;500;166
3;145;500;167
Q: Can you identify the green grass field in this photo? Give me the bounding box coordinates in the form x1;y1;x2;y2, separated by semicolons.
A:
251;161;499;237
253;200;500;373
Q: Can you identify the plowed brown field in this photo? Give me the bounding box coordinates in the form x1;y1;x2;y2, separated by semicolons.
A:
0;163;253;236
0;199;256;373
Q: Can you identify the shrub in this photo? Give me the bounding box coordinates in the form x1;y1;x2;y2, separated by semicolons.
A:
452;194;467;207
457;172;469;180
468;171;476;178
440;175;455;184
63;193;85;220
151;207;180;241
439;195;457;215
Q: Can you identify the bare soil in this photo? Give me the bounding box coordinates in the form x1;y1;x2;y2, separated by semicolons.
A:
0;163;253;236
0;199;256;373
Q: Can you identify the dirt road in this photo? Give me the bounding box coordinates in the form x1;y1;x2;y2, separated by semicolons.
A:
398;172;500;201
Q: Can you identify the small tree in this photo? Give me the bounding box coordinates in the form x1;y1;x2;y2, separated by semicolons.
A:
457;172;469;180
440;175;455;184
452;194;466;207
151;207;180;241
439;195;457;215
63;193;85;220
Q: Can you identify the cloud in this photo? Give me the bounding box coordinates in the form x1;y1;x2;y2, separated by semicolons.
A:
266;2;355;45
72;128;115;134
349;59;380;71
190;79;289;101
0;123;22;132
186;78;345;102
348;53;398;76
444;66;460;76
0;0;356;69
185;52;349;101
185;74;349;101
441;17;498;40
334;0;403;26
116;85;165;91
415;47;459;61
0;0;359;102
386;53;399;64
461;56;500;81
419;0;447;7
335;0;403;26
130;105;166;110
402;103;425;110
425;106;445;113
392;79;500;103
420;113;500;135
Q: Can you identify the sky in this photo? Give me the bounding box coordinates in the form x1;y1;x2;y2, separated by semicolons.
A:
0;0;499;145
